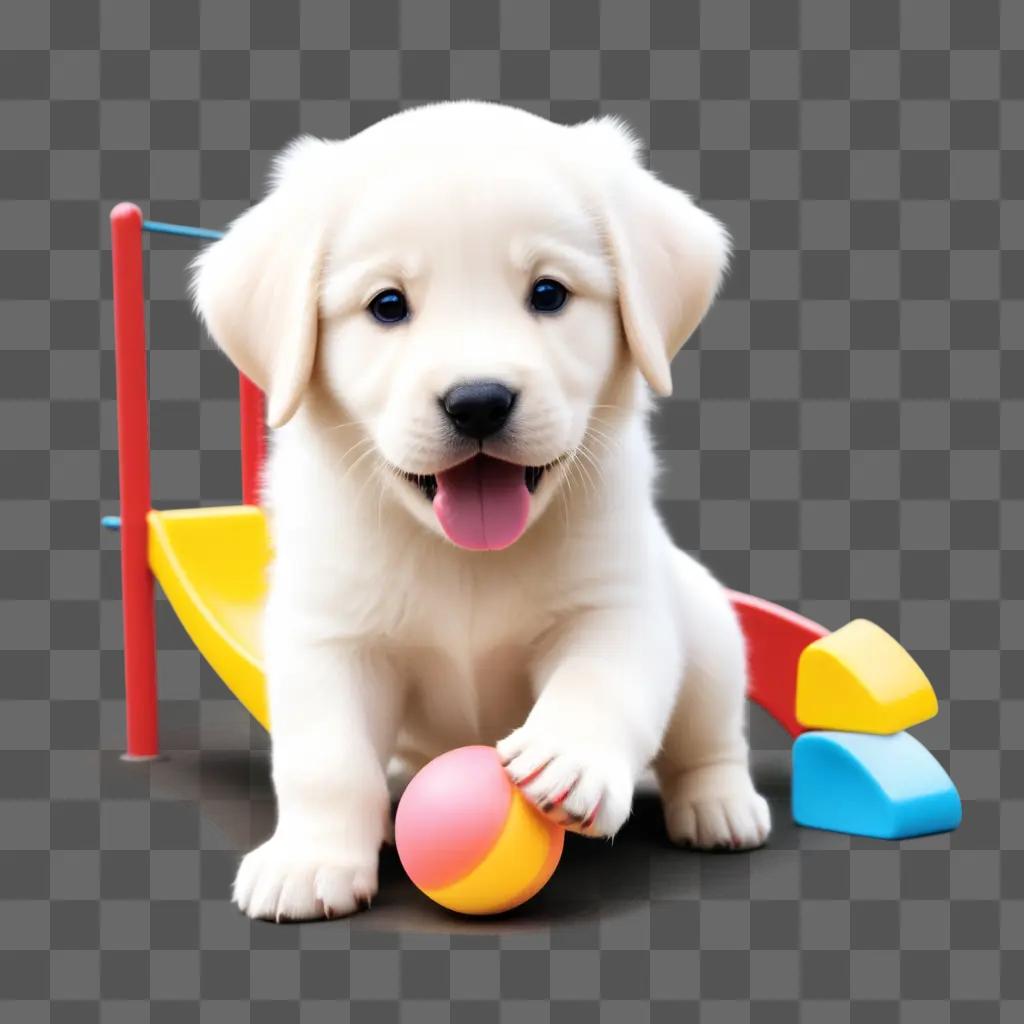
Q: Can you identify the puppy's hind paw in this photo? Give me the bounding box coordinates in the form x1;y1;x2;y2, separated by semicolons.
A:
661;763;771;851
496;726;634;838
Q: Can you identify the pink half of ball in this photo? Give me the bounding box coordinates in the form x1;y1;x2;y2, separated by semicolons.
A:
394;745;515;892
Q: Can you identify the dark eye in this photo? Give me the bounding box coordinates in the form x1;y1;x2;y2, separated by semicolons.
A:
529;278;569;314
368;288;409;324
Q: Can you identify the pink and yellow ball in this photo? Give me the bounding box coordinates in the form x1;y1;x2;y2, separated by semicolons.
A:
395;745;564;915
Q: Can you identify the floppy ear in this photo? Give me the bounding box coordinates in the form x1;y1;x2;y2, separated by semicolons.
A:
191;137;333;428
581;118;731;397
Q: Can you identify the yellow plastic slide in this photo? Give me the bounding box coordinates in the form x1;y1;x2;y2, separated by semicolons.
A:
147;506;271;729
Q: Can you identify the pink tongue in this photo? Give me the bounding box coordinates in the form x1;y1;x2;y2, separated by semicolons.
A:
433;455;530;551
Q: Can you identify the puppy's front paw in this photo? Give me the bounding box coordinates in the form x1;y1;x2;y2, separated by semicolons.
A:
661;762;771;851
496;726;634;837
233;832;379;921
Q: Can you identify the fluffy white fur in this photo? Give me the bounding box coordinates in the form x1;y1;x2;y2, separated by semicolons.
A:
192;101;770;922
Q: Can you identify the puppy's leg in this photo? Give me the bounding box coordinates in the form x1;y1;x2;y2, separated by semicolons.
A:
497;607;680;838
234;641;401;921
655;559;770;850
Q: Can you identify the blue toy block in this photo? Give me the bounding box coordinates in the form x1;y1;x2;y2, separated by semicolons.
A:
792;730;962;840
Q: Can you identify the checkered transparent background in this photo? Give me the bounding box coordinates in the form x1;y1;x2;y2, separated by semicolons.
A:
1;0;1021;1019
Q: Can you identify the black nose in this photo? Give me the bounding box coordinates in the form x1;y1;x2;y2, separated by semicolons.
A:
441;381;517;440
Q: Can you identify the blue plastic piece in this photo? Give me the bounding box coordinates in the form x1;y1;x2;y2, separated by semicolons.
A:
142;220;224;241
101;515;121;531
792;731;962;840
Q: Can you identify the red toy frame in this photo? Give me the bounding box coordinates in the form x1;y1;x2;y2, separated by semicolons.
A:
110;203;266;758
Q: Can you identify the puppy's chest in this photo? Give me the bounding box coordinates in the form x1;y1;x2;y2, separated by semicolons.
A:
403;638;535;746
402;580;554;661
395;577;557;744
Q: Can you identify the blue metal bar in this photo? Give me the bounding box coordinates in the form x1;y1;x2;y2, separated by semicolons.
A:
142;220;224;241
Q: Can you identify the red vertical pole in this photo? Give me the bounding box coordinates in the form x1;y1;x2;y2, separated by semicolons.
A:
110;203;160;759
239;374;266;506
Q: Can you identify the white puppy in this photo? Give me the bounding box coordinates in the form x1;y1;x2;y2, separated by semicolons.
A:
193;100;770;921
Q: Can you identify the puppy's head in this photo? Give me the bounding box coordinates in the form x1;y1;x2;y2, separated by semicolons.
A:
193;101;728;551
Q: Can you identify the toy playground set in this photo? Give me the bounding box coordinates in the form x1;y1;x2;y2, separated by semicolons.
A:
106;203;961;915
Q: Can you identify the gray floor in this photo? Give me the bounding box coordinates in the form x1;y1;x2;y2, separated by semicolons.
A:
148;718;799;937
10;689;1002;1021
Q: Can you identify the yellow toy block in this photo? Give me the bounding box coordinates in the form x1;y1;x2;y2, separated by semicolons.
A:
796;619;938;734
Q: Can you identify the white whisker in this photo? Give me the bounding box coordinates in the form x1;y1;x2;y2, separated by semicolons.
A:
563;448;596;501
333;435;376;471
575;443;605;489
556;474;570;530
326;418;367;433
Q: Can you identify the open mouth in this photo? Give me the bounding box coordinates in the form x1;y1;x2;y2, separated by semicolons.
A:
405;463;546;501
402;455;550;552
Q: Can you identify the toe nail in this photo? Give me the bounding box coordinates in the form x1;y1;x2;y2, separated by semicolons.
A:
549;785;573;806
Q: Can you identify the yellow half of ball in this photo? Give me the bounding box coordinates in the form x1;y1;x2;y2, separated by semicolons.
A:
422;785;564;915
